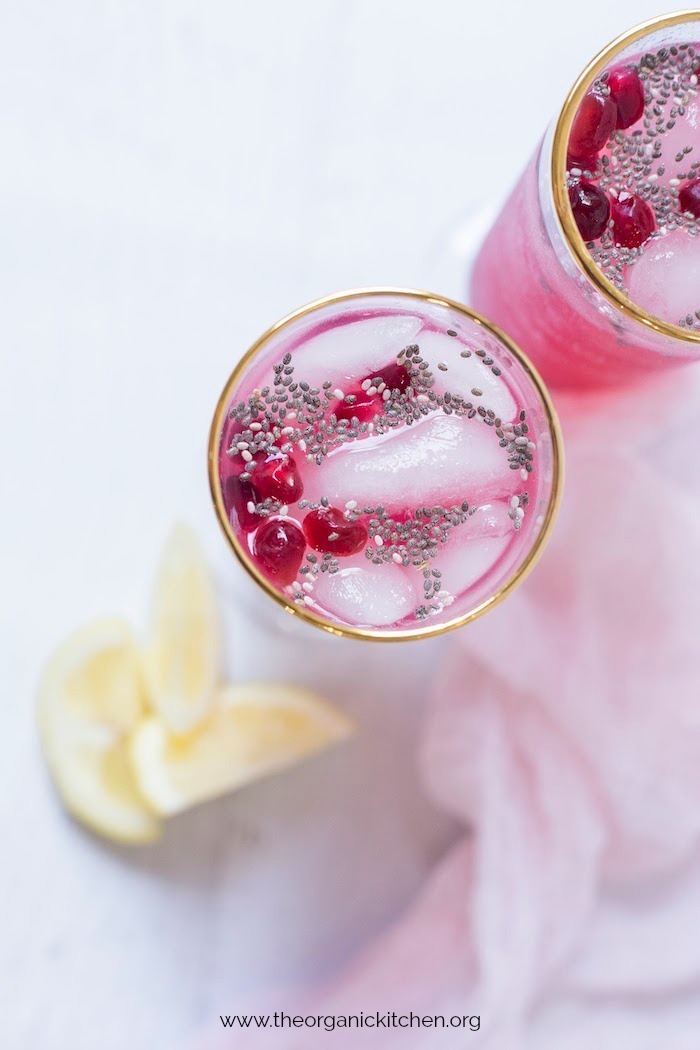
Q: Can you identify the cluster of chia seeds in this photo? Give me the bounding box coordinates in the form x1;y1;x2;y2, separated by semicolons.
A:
225;332;537;624
229;353;370;471
567;42;700;328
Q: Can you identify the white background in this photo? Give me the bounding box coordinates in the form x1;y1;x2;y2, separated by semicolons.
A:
0;3;681;1048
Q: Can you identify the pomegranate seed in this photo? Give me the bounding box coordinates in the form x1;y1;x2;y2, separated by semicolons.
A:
610;192;655;248
377;361;411;392
569;91;617;157
569;180;610;240
254;518;306;585
335;361;412;423
251;451;303;504
303;506;368;556
567;151;600;177
223;475;258;532
679;180;700;218
607;66;645;129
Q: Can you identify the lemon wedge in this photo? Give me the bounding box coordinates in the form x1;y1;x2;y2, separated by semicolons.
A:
130;682;353;815
144;524;220;735
37;619;161;844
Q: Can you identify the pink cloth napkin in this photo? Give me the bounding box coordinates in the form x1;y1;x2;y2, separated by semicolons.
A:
198;370;700;1049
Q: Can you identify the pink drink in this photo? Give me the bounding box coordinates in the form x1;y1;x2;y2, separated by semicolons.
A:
209;290;561;640
471;14;700;390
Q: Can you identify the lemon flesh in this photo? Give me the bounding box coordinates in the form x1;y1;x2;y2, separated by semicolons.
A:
37;619;161;844
131;682;353;815
144;524;220;735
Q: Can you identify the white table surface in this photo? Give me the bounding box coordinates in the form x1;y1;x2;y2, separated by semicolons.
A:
0;2;675;1047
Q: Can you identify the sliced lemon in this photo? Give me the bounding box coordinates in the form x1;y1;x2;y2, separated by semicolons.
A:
37;619;161;844
144;524;220;735
130;682;353;816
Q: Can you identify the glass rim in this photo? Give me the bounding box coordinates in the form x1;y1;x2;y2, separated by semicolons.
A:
551;9;700;345
207;287;564;643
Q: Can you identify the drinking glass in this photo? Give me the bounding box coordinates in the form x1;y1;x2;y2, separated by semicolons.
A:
208;289;562;641
471;12;700;389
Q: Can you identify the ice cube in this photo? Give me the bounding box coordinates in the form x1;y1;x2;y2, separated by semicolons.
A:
432;534;511;600
304;412;517;510
312;563;417;627
626;229;700;327
412;329;517;421
293;314;423;388
460;501;514;538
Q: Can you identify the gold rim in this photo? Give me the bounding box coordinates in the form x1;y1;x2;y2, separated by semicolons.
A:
208;288;564;642
551;10;700;345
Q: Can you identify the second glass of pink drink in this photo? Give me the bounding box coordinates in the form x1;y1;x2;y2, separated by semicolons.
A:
471;12;700;389
209;290;562;641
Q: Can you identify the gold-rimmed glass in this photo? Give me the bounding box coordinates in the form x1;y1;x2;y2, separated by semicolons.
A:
208;288;563;642
471;12;700;390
